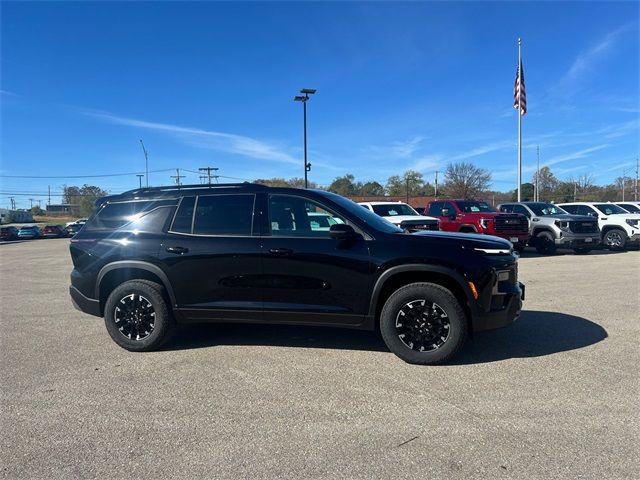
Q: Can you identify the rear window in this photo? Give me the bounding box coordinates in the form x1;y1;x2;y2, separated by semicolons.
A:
83;200;175;232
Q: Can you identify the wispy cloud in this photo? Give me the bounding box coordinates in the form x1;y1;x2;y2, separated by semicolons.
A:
556;23;636;91
0;90;20;97
448;140;513;162
544;144;610;166
82;109;299;165
409;154;441;172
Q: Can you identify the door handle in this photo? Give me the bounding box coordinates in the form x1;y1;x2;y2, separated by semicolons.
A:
166;246;189;254
269;247;293;256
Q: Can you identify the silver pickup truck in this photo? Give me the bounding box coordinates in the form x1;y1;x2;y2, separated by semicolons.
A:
497;202;600;254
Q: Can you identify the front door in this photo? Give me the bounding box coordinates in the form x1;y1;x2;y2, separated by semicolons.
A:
259;193;371;327
159;194;263;321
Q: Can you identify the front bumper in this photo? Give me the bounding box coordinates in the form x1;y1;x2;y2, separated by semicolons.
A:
70;285;101;317
628;233;640;245
555;233;600;248
473;281;524;332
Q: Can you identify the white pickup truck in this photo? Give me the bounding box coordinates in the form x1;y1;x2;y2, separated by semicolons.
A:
358;201;439;232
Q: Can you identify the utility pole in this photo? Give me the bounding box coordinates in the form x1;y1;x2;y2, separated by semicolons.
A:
48;185;51;205
29;198;34;209
171;168;184;186
37;200;42;209
635;158;639;201
622;168;626;201
406;177;410;204
434;171;439;198
9;197;16;210
536;145;540;202
573;182;577;202
199;166;219;185
139;140;149;187
136;174;144;188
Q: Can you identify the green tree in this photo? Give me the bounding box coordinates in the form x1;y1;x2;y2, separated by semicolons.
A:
511;183;535;201
63;184;108;217
328;174;358;196
386;170;427;196
359;181;385;196
442;162;491;198
531;166;559;201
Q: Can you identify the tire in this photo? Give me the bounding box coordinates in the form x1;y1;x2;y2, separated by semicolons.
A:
379;282;468;365
534;231;557;255
514;245;525;254
573;247;592;255
103;280;175;351
603;229;627;250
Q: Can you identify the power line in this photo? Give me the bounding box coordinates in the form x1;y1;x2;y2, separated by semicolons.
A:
0;168;174;179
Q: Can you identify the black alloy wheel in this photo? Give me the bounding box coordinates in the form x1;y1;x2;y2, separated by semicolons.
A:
395;300;450;352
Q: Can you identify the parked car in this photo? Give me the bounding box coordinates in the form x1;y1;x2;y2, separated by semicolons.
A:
359;201;439;232
426;199;530;252
64;222;84;237
1;226;19;241
615;201;640;214
17;225;40;239
497;202;600;254
65;218;88;228
41;225;65;238
69;184;524;365
558;202;640;250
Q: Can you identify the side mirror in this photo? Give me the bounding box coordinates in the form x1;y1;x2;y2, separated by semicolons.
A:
330;223;358;241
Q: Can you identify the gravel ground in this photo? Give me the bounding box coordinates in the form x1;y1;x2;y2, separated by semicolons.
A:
1;239;638;479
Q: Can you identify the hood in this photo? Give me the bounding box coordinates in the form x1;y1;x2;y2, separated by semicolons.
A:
384;215;438;224
412;230;513;249
608;213;640;221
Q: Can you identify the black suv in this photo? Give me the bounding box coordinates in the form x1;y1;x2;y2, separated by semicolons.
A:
69;184;524;365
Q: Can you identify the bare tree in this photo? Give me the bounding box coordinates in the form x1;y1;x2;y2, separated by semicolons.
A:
442;162;491;198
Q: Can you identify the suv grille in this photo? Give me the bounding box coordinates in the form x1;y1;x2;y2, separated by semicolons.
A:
569;221;598;234
494;215;529;233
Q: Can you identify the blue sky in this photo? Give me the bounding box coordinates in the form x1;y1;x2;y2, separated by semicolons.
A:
1;1;638;208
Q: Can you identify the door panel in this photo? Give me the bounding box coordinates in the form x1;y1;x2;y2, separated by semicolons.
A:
159;194;263;321
261;194;371;326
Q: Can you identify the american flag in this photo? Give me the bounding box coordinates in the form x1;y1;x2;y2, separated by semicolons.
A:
513;60;527;116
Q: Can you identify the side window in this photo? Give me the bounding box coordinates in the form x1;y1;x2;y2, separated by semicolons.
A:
561;205;576;214
171;197;196;233
122;207;175;233
513;205;530;217
270;195;346;237
500;204;513;213
193;194;255;236
442;202;456;215
582;206;598;217
84;201;155;231
427;202;442;216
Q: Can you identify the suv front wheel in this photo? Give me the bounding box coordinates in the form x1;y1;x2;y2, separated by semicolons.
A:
380;282;468;365
103;280;175;351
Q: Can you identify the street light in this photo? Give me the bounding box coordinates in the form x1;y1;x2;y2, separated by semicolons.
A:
294;88;316;188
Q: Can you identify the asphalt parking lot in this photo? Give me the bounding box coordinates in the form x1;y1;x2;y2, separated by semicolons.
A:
1;238;638;479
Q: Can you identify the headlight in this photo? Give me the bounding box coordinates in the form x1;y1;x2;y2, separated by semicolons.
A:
626;219;640;227
554;220;570;231
479;218;492;229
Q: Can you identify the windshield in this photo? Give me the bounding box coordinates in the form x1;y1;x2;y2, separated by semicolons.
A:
371;203;417;217
457;201;496;213
594;204;628;215
618;203;640;213
320;192;403;233
528;203;568;216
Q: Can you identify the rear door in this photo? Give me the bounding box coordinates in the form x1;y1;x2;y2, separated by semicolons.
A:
159;194;263;321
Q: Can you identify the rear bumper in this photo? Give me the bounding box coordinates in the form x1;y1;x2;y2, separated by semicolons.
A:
70;285;101;317
472;282;524;332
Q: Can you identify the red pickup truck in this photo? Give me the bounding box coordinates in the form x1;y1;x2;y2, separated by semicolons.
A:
426;199;530;252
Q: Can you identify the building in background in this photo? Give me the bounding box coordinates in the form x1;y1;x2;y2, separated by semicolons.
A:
0;209;35;224
45;204;80;216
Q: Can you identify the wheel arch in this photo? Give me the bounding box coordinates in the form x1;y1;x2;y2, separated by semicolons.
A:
369;265;475;331
96;261;176;313
458;224;478;233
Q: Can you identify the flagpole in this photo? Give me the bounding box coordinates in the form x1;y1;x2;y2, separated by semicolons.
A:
517;38;522;202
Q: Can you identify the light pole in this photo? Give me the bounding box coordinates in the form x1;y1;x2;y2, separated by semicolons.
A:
294;88;316;188
136;174;144;188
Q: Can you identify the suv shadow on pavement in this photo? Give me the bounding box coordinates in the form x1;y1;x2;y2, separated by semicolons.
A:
452;310;608;365
164;310;607;365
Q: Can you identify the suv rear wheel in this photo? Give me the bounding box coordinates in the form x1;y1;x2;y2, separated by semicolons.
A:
103;280;175;351
380;282;468;365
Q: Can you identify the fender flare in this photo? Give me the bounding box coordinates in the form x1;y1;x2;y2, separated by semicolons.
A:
367;264;476;317
96;260;176;306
